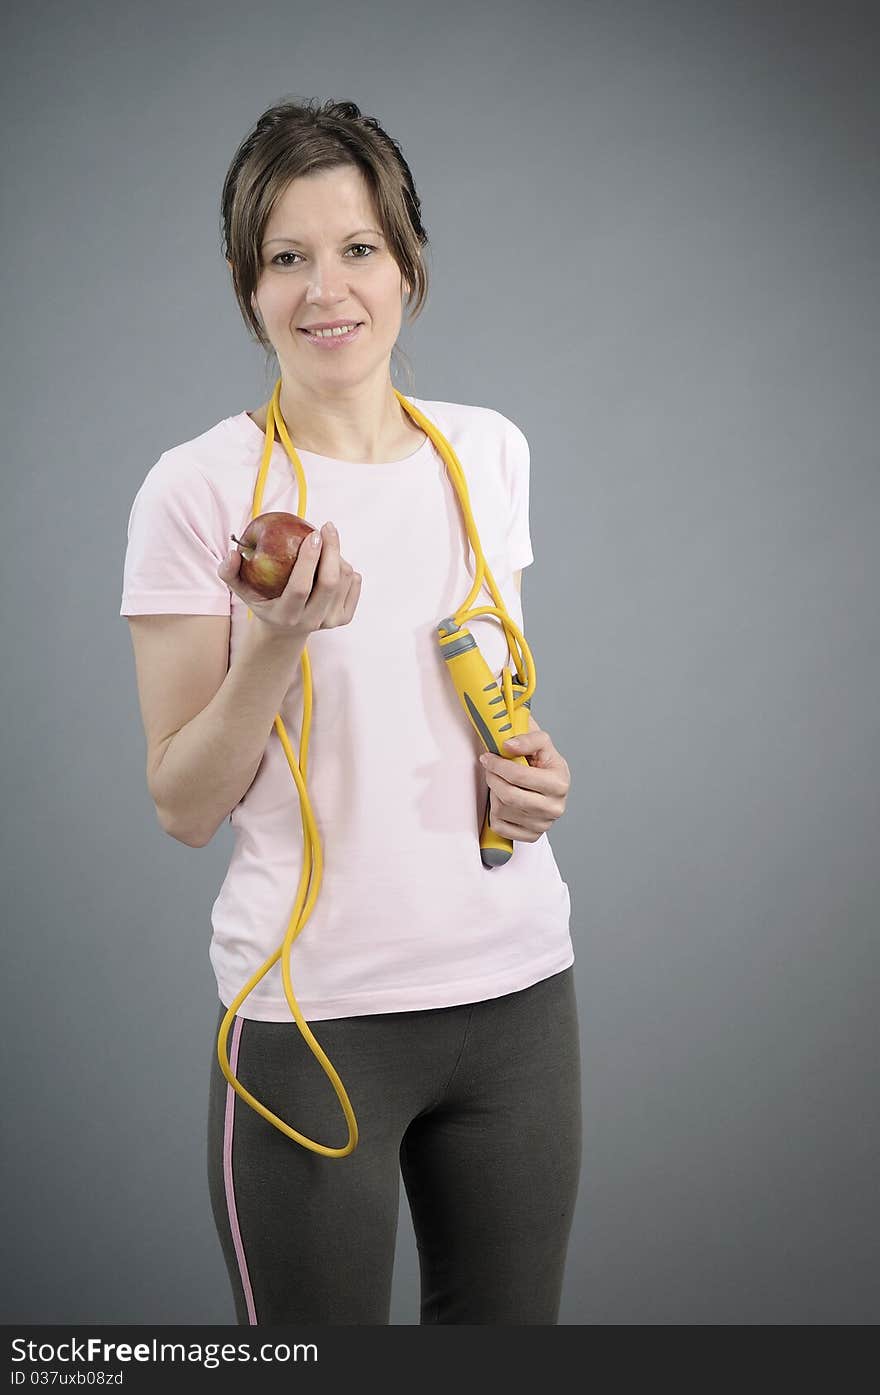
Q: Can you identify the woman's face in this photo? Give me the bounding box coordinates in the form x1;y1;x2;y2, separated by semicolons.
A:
250;165;408;385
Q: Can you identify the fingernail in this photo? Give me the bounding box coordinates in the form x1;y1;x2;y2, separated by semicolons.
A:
311;529;323;547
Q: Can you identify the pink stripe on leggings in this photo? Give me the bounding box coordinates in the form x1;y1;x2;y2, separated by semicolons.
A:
224;1016;257;1325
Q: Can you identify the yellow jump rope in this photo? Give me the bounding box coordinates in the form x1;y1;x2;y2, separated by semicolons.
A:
216;376;537;1157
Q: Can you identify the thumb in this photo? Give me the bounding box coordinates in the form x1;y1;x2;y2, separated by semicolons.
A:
217;547;241;582
502;728;555;767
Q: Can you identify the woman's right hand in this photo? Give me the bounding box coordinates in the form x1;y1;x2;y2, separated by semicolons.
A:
216;522;362;638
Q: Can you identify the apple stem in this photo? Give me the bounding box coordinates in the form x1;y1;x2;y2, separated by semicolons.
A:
230;534;256;562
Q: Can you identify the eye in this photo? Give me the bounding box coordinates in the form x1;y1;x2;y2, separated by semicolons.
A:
271;243;377;268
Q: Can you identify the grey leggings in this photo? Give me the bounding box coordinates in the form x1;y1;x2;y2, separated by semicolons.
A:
207;965;581;1325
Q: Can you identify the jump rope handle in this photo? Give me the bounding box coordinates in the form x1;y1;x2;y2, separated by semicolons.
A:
436;618;532;867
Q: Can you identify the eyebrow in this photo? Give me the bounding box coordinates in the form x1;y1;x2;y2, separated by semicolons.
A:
262;227;384;247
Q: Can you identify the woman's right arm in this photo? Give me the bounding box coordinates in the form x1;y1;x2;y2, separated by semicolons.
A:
127;520;361;847
129;613;308;847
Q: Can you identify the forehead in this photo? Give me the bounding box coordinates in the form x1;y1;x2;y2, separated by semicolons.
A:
263;166;378;238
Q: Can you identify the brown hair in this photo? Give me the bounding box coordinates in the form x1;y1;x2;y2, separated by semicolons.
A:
220;97;429;393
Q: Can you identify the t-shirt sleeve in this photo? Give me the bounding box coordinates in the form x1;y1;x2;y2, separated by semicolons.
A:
119;453;231;616
503;419;535;573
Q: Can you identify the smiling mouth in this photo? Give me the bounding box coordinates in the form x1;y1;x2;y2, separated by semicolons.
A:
299;322;364;337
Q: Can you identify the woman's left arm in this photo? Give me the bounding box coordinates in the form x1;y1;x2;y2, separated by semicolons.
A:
479;568;570;842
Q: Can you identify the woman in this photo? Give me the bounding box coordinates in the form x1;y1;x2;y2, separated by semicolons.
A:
120;97;581;1325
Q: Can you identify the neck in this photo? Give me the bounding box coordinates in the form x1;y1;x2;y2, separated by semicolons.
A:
266;375;414;463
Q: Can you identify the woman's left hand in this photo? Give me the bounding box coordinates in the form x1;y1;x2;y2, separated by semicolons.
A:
479;713;571;843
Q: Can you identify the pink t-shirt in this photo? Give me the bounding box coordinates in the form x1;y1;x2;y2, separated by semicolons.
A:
120;396;573;1021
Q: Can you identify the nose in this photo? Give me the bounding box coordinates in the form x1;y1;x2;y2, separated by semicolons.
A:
305;256;351;303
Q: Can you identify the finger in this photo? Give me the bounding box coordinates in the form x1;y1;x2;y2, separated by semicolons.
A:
480;756;547;793
285;525;324;594
502;731;552;760
217;548;256;603
336;568;362;624
320;558;356;626
287;524;340;629
509;773;564;810
483;768;557;821
488;791;544;841
486;777;529;822
217;546;241;582
311;524;344;602
490;814;541;843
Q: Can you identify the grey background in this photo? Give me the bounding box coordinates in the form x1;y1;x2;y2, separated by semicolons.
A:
2;0;878;1326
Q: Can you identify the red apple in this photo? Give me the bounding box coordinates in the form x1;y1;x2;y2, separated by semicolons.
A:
230;511;316;600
